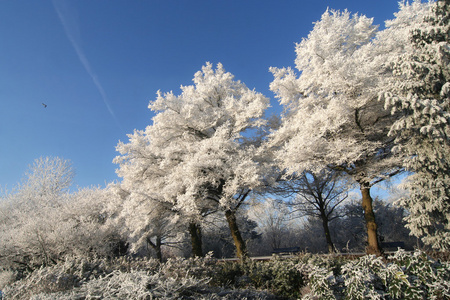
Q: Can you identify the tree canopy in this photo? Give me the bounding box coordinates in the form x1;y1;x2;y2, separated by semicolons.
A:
114;62;269;258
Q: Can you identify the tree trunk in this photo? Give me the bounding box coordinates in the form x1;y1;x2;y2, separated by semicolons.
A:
155;236;162;262
320;212;336;253
188;222;203;257
225;210;248;260
147;235;163;262
360;184;382;255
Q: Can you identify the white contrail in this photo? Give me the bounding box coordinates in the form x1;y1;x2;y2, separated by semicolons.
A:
52;0;122;130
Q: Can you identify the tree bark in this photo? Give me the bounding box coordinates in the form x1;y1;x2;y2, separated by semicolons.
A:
147;235;163;262
320;212;336;253
155;236;162;262
225;210;248;260
188;222;203;257
360;184;382;255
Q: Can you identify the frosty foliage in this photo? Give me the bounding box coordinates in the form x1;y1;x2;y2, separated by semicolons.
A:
247;197;294;250
2;249;449;300
303;249;450;300
269;0;449;252
114;63;270;258
106;183;186;260
0;157;121;272
378;0;450;250
22;156;75;197
269;9;401;183
115;63;269;216
3;254;278;300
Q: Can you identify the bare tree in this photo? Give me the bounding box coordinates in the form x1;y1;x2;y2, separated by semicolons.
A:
247;197;293;252
274;170;348;253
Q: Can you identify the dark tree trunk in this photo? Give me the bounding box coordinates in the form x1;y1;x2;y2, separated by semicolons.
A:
360;184;382;255
147;235;163;262
225;210;248;260
320;212;336;253
188;222;203;257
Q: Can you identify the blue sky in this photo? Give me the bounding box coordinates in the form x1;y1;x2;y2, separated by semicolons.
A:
0;0;402;190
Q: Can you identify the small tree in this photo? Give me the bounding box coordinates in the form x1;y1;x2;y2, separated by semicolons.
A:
247;197;293;252
107;184;185;262
277;170;348;253
0;157;119;272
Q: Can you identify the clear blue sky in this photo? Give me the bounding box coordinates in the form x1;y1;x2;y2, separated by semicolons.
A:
0;0;401;190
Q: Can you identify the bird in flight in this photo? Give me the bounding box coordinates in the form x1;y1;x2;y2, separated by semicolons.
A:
42;103;47;108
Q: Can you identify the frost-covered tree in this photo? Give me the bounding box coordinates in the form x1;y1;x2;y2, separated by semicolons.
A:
0;157;120;272
247;197;293;252
106;184;185;261
23;156;75;197
114;63;269;259
379;0;450;250
60;186;125;258
269;9;402;254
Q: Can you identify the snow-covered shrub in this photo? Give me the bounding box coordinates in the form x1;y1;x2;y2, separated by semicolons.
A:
53;269;208;300
244;256;304;298
2;264;80;300
304;266;337;300
0;270;16;290
211;255;306;298
303;249;450;300
297;253;347;299
1;256;156;299
210;261;245;287
341;255;388;299
386;250;450;300
4;250;448;299
2;254;279;300
159;251;218;280
0;158;124;273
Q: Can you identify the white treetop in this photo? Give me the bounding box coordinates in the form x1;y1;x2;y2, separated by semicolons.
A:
24;156;75;198
269;9;400;183
115;62;269;218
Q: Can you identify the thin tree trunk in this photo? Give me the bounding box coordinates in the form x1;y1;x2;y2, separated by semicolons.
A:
225;210;248;260
320;212;336;253
360;184;382;255
188;222;203;257
147;235;163;262
155;236;162;262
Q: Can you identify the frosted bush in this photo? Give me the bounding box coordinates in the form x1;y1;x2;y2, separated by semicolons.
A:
387;249;450;300
302;249;450;300
1;256;159;300
58;270;207;299
341;255;387;299
2;254;279;300
303;267;337;300
21;270;203;299
0;270;16;290
243;256;305;298
3;250;448;299
2;265;80;300
159;251;218;280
